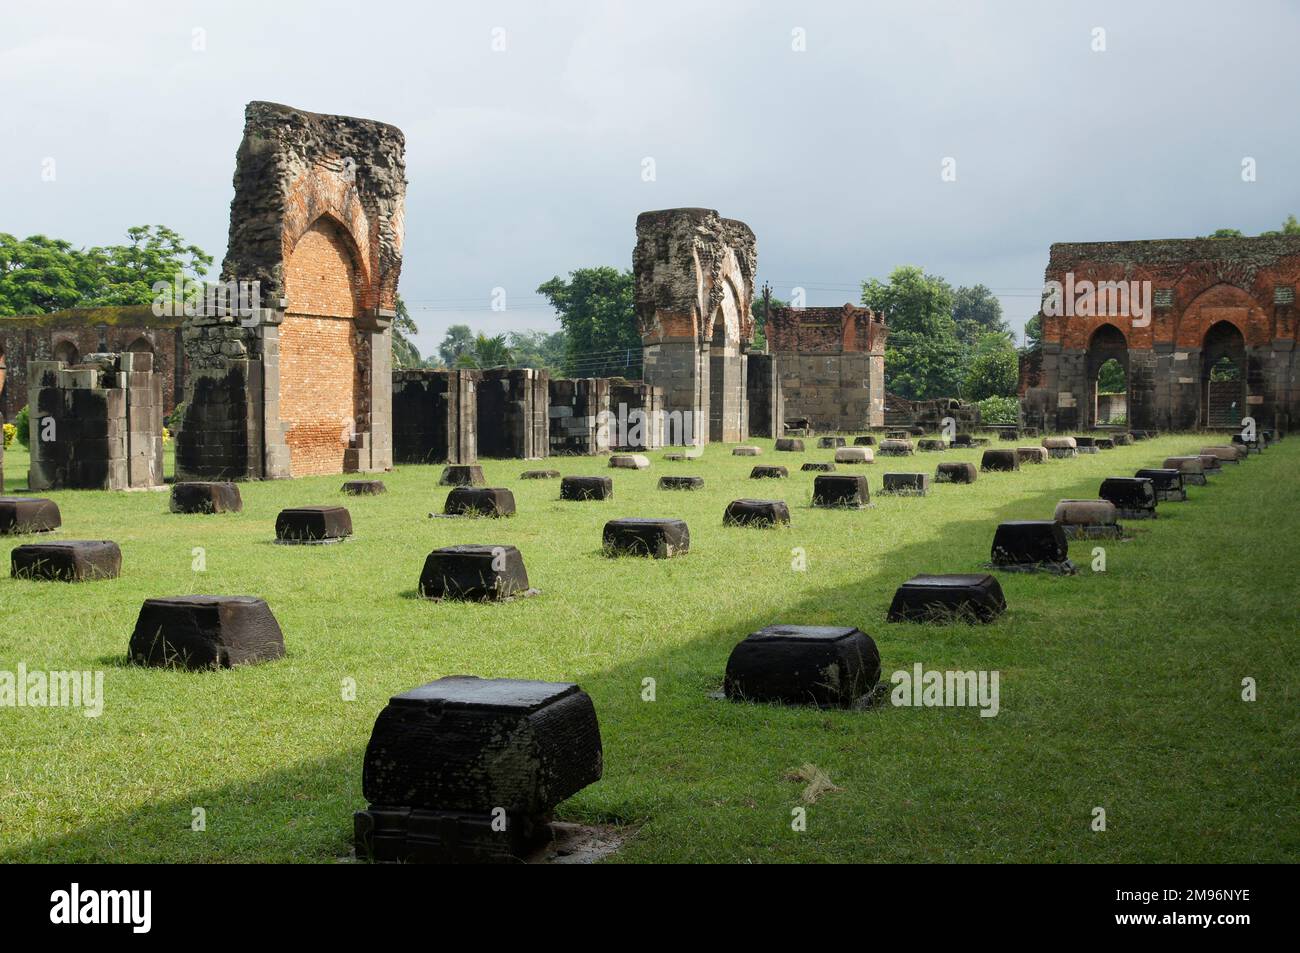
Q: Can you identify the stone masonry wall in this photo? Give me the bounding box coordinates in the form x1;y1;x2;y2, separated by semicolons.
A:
768;304;887;431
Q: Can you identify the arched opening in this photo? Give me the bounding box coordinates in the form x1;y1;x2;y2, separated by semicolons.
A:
707;277;743;442
127;336;154;354
52;340;80;365
1085;324;1128;428
280;215;363;477
1201;320;1246;428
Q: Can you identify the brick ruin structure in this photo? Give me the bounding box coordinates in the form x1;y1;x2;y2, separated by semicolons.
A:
1033;236;1300;432
0;305;185;422
765;303;888;431
634;208;757;445
27;352;164;490
177;101;406;480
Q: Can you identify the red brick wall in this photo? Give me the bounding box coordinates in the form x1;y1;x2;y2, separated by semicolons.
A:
280;218;362;477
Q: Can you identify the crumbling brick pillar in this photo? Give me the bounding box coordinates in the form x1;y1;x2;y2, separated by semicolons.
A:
28;352;163;490
178;101;406;480
634;208;756;445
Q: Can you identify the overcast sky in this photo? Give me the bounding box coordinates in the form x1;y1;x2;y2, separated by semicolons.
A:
3;0;1298;357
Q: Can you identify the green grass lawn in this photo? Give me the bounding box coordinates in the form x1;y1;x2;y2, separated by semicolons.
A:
1;435;1297;863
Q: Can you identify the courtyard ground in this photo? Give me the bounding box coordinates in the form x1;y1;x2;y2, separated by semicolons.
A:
1;436;1296;863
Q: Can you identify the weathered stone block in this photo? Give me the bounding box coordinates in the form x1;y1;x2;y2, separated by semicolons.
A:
732;446;762;456
917;438;947;451
1054;499;1123;539
444;487;517;518
659;475;704;490
342;480;387;495
356;676;602;862
812;474;869;508
11;540;121;582
801;462;835;472
560;476;613;500
1015;446;1049;465
878;439;913;456
817;436;846;448
724;625;881;708
990;521;1073;573
935;461;978;484
1136;467;1187;501
275;506;353;542
1195;453;1223;474
0;497;62;535
128;595;284;669
520;469;561;479
602;518;689;558
724;499;791;527
440;465;486;486
853;435;876;446
775;438;805;452
170;482;243;514
1163;456;1207;485
886;574;1007;623
750;465;788;479
418;545;531;601
881;472;930;495
1093;437;1116;450
609;454;650;470
834;447;873;464
1200;445;1245;463
981;449;1021;472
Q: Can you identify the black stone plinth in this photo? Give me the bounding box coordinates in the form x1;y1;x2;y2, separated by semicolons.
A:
980;449;1020;472
886;574;1007;623
0;497;61;535
171;482;244;513
128;595;284;669
11;540;121;582
444;487;517;518
560;476;613;501
935;462;978;484
817;436;846;448
440;465;486;486
520;469;561;480
724;499;791;527
1099;477;1157;519
602;518;690;558
801;462;836;472
724;625;881;708
275;506;353;543
418;545;531;601
749;465;788;479
1135;467;1186;502
917;438;947;451
659;476;704;490
991;520;1073;572
812;474;869;508
881;473;930;495
775;438;805;452
342;480;387;496
853;435;876;446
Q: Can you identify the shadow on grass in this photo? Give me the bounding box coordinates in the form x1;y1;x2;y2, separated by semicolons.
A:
6;450;1279;863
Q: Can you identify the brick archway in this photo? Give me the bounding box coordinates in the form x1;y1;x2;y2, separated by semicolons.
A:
280;214;364;476
1086;323;1128;428
1201;320;1246;428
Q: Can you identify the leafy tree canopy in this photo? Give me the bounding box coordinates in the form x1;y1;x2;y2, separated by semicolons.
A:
537;266;639;379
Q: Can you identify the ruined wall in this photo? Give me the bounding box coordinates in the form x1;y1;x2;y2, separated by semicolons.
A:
474;368;548;459
634;208;756;444
768;304;887;431
745;352;784;438
27;352;163;490
548;377;611;455
392;369;476;464
1039;236;1300;432
178;101;406;480
609;379;666;449
1;306;185;421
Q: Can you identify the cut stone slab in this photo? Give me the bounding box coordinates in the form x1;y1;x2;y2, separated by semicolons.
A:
980;449;1020;472
418;545;531;600
659;475;704;491
171;482;243;514
953;434;974;446
356;676;602;863
894;430;917;440
1042;436;1077;458
1231;433;1262;453
1111;432;1133;446
602;518;690;558
812;474;869;508
732;446;762;456
1054;499;1123;539
1099;477;1157;519
750;465;788;479
834;447;874;463
520;469;561;479
724;625;881;708
1135;468;1187;502
917;438;947;451
444;487;517;518
775;438;805;452
881;472;930;495
817;436;846;449
128;595;284;669
935;462;978;484
560;476;613;501
1016;446;1049;465
990;521;1074;573
1074;436;1099;454
11;540;121;582
886;574;1007;624
341;480;387;496
1195;453;1223;474
801;462;836;472
724;499;791;527
1200;445;1245;463
853;435;876;446
609;454;650;470
0;497;62;535
440;465;486;487
1093;437;1116;450
1163;456;1207;485
275;506;353;543
878;439;914;456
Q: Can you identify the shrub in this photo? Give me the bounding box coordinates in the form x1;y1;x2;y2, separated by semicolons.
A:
977;395;1020;425
167;401;186;433
2;422;15;449
15;405;30;447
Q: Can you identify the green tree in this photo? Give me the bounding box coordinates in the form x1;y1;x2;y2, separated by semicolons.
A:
1097;358;1126;393
862;266;963;399
750;290;788;351
455;333;513;369
391;295;422;369
1022;313;1043;353
952;284;1009;346
438;324;475;367
508;329;567;374
1258;214;1300;237
964;332;1019;400
536;267;639;378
